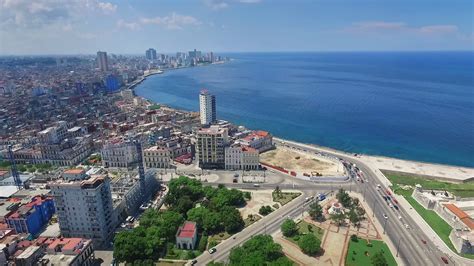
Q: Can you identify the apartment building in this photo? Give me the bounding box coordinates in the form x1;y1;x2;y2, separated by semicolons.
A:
196;126;228;169
50;175;116;248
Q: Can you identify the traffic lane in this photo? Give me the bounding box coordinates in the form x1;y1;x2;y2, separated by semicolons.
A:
278;140;438;265
196;191;311;264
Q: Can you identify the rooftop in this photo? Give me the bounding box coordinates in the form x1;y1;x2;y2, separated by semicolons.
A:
443;203;474;230
177;221;197;238
63;168;85;175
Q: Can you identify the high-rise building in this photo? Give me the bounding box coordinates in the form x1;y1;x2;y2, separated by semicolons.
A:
50;175;116;248
145;48;157;60
199;89;216;126
97;51;108;71
196;126;228;169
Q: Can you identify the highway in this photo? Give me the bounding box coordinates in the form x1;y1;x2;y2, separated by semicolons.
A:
274;139;457;266
190;139;466;265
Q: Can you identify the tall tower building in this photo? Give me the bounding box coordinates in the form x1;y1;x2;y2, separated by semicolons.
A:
196;126;228;169
199;89;216;126
97;51;109;71
145;48;157;60
50;175;116;248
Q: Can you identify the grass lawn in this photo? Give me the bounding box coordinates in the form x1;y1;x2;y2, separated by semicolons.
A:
384;171;474;198
273;192;301;206
345;237;397;266
163;246;201;260
287;221;324;245
157;262;185;266
208;231;231;247
388;174;474;260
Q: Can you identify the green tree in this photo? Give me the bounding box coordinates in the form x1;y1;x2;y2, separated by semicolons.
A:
172;195;194;215
348;207;362;227
220;206;244;233
308;202;323;221
229;235;291;265
298;234;321;255
203;211;223;233
158;211;185;241
336;188;351;207
371;251;388;266
259;205;273;216
281;219;297;237
329;212;346;226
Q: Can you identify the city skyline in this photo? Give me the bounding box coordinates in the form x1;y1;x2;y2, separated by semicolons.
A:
0;0;473;55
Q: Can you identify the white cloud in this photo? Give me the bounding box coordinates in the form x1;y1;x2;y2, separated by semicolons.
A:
204;0;229;10
139;13;201;30
238;0;262;3
418;25;458;34
97;2;117;14
117;19;140;31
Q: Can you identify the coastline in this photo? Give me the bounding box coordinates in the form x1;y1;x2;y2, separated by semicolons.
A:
127;61;227;91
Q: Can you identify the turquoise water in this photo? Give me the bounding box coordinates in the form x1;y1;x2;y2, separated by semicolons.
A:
135;52;474;167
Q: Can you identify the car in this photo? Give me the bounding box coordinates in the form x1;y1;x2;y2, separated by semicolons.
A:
383;214;388;219
253;183;260;187
377;184;381;188
190;260;198;265
208;247;217;254
398;216;402;220
441;257;449;264
405;224;410;229
421;239;427;244
234;173;239;177
388;203;394;208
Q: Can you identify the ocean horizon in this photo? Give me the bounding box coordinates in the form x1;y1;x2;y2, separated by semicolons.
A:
135;51;474;168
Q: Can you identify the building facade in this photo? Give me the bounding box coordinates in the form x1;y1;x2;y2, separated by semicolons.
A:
101;139;137;168
5;196;55;236
143;146;171;168
97;51;108;71
236;130;274;153
196;126;228;169
50;175;116;248
145;48;157;60
225;145;260;170
199;90;216;126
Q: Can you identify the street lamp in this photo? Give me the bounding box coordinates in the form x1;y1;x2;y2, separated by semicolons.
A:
396;237;401;257
383;216;389;235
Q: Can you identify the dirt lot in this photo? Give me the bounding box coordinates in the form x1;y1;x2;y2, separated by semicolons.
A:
260;147;342;176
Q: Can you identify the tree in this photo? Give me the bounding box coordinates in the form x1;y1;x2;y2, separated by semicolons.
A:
329;212;346;226
158;211;184;241
203;211;222;234
298;234;321;255
308;202;323;221
259;205;273;216
371;251;388;266
229;235;291;265
281;219;298;237
187;207;211;229
172;196;194;215
336;188;351;207
220;206;244;233
274;186;282;198
348;208;362;227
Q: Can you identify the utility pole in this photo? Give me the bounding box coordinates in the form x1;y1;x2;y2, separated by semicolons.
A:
396;237;401;257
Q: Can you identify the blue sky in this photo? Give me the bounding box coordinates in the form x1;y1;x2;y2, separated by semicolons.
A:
0;0;472;54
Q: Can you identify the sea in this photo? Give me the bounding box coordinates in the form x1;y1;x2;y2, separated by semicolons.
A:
134;52;474;168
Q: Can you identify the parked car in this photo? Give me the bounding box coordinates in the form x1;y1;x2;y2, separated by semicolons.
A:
208;247;217;254
191;260;198;265
441;257;449;264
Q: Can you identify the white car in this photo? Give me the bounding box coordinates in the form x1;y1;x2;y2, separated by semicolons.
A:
405;224;410;229
383;214;388;219
208;247;216;254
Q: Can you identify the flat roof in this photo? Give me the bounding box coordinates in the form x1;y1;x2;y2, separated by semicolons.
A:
0;186;18;198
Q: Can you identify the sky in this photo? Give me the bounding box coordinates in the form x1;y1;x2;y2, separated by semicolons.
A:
0;0;472;55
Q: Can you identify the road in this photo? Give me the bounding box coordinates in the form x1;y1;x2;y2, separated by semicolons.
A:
275;139;461;266
194;188;327;265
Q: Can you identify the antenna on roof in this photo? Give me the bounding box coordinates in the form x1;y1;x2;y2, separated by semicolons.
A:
8;145;23;190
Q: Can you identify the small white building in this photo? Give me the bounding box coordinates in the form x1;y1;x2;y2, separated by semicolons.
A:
143;146;171;168
101;139;137;168
176;221;198;250
225;144;259;170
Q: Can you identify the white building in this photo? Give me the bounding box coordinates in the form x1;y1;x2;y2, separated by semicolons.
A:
236;130;274;153
199;90;216;126
143;146;171;168
196;126;228;169
225;144;259;170
50;175;116;248
101;139;137;168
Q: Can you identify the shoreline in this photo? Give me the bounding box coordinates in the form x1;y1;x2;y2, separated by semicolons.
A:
127;61;228;91
130;63;474;178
